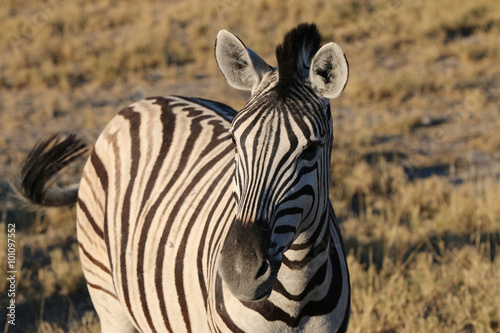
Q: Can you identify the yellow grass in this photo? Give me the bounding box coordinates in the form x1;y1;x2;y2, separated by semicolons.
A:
1;0;499;331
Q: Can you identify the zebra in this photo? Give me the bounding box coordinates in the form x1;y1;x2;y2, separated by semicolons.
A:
17;23;350;332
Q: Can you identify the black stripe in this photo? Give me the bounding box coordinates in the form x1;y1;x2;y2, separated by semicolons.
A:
77;198;104;239
289;209;327;251
264;104;301;207
298;223;347;319
136;98;176;333
86;281;118;299
175;155;233;326
273;258;328;302
171;147;234;332
90;149;108;192
197;174;233;308
78;241;111;275
274;207;303;220
150;102;231;331
89;149;115;300
153;104;206;332
283;223;328;270
215;275;246;333
81;173;104;216
118;107;142;329
180;96;237;122
274;225;296;235
240;296;302;327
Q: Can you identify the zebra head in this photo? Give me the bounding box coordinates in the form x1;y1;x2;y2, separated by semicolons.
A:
215;23;349;302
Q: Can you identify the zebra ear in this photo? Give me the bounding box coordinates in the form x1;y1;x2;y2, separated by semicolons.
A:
215;30;271;91
309;42;349;99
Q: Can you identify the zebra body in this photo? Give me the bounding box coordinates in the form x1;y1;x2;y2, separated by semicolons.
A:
78;96;236;332
18;23;350;332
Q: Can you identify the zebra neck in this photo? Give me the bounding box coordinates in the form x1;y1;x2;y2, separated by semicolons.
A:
275;208;332;300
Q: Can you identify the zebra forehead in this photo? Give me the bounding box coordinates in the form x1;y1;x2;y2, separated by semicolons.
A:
233;95;326;131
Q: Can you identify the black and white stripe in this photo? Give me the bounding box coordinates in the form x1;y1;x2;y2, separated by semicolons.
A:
17;23;350;332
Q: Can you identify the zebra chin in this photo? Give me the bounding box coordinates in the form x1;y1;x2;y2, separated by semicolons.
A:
218;220;282;302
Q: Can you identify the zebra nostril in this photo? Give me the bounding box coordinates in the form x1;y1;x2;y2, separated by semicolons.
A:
255;260;269;279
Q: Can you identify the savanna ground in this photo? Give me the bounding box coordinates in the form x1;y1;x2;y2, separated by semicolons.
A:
1;0;499;332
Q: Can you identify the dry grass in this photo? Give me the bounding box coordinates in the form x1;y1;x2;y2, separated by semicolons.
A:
1;0;499;331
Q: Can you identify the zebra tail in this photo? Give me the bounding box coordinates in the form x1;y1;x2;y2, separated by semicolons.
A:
14;134;88;208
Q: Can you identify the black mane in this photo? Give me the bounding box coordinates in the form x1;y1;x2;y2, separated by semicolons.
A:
275;23;322;96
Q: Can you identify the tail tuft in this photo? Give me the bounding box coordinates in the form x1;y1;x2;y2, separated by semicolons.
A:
15;134;88;207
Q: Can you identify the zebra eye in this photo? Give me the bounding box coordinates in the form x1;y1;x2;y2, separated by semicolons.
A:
300;142;321;161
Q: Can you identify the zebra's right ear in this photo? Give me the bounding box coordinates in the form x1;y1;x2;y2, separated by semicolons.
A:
215;30;271;92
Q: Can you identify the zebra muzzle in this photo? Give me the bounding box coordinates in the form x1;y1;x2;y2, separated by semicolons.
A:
218;221;279;302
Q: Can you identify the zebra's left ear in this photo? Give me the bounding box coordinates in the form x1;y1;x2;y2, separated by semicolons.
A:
309;43;349;99
215;30;271;92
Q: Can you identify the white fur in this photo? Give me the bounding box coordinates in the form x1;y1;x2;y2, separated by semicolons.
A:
215;30;271;92
309;43;349;99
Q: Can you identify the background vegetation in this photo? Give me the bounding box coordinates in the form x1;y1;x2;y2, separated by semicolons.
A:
1;0;499;331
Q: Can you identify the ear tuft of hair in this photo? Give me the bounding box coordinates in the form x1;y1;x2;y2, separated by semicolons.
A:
275;23;322;96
